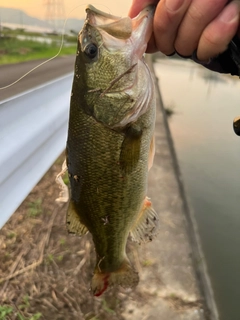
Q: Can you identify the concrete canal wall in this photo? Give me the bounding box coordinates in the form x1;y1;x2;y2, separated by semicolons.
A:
122;55;219;320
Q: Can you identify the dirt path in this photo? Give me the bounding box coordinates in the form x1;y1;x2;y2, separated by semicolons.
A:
0;154;134;320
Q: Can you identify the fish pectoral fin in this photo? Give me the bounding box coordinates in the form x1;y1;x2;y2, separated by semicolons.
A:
120;126;142;174
55;158;69;203
66;200;89;236
130;197;159;243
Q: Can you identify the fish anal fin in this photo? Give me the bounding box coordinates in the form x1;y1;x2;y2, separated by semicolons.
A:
66;200;88;236
130;197;158;244
120;126;142;174
91;259;139;296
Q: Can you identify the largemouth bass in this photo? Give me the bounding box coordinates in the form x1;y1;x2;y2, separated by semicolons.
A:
57;5;158;296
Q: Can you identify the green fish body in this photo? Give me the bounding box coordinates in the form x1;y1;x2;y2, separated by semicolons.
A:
58;5;158;296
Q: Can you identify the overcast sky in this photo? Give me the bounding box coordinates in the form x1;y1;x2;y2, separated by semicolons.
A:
0;0;132;19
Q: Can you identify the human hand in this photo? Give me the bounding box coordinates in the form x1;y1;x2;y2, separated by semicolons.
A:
129;0;240;62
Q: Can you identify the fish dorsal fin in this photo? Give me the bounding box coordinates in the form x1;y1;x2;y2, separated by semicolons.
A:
130;197;158;243
66;200;89;236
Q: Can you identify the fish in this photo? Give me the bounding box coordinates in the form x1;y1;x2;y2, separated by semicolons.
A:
56;4;158;296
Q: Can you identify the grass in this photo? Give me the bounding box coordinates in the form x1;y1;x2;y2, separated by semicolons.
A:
0;305;42;320
0;305;13;319
27;199;42;217
0;34;76;65
0;153;141;320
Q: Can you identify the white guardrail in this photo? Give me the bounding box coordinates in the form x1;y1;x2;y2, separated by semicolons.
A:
0;73;73;228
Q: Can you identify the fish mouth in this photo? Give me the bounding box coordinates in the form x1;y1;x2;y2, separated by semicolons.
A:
85;5;155;58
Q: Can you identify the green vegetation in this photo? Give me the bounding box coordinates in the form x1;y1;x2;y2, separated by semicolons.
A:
0;304;42;320
59;238;66;246
102;299;116;315
63;172;69;185
27;199;42;217
0;305;13;319
57;255;63;262
18;313;42;320
46;253;54;264
0;28;76;65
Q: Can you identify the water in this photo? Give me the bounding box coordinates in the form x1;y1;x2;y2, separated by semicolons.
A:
154;59;240;320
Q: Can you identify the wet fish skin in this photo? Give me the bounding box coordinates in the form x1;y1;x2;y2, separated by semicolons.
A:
64;5;158;296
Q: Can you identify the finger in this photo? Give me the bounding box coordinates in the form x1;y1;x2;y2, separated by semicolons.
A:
129;0;159;52
153;0;192;55
146;34;158;53
175;0;229;56
197;1;240;61
129;0;159;18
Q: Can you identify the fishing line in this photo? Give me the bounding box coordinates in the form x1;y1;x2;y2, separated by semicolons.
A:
0;3;111;91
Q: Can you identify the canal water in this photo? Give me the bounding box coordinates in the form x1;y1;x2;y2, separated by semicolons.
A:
154;58;240;320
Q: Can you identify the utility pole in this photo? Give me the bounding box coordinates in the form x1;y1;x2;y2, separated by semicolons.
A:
43;0;65;33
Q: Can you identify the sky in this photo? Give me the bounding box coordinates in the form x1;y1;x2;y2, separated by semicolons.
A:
0;0;132;19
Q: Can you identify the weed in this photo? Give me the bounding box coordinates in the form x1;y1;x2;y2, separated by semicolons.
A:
0;305;42;320
102;299;115;315
63;172;69;185
142;259;154;267
28;199;42;217
17;312;42;320
59;238;66;246
19;295;30;310
46;254;54;264
7;232;16;239
57;255;63;262
4;252;11;259
0;305;13;319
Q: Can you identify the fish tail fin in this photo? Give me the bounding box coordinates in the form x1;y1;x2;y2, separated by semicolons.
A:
91;259;139;296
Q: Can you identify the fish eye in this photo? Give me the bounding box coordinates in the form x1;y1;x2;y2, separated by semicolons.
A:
84;43;98;59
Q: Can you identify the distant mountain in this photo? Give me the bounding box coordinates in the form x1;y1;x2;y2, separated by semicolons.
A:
0;7;84;33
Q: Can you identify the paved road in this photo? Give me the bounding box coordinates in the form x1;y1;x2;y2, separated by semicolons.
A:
0;55;75;101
